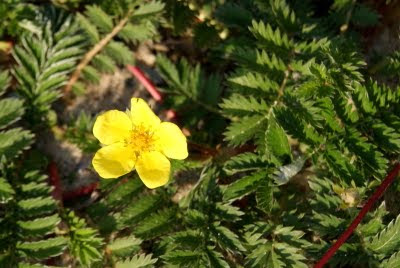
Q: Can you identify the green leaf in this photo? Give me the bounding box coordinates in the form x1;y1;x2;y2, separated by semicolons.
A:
119;22;157;44
345;128;388;177
66;211;103;267
367;214;400;255
162;250;203;266
0;71;11;97
246;242;284;268
224;115;267;146
265;115;291;165
132;1;165;19
256;179;274;213
323;146;362;185
117;193;162;228
77;13;100;43
227;70;279;94
0;98;24;130
17;237;68;260
85;6;114;33
116;254;157;268
381;251;400;268
249;21;293;54
82;65;100;84
220;94;268;117
105;41;134;65
167;230;203;250
156;54;181;87
371;122;400;153
92;54;116;73
17;214;61;237
0;128;34;160
223;152;269;175
21;181;52;197
215;202;244;222
104;178;143;208
134;208;175;239
18;196;57;217
223;171;267;201
0;177;14;203
205;247;230;268
211;222;245;253
107;236;142;258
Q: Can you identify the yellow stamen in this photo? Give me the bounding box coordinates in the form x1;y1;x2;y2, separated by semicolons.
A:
126;124;157;153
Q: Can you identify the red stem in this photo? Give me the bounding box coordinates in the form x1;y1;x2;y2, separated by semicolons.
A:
314;163;400;268
48;162;63;202
127;65;163;102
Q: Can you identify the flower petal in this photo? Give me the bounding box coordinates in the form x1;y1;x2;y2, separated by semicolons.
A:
136;151;170;189
156;122;188;160
130;98;160;128
92;143;136;179
93;110;132;145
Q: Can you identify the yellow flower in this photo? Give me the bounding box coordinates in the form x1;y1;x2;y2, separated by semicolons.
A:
92;98;188;188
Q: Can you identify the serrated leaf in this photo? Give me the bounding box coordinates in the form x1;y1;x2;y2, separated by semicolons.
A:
220;94;268;117
107;236;142;258
117;193;162;228
0;128;34;160
105;41;133;65
246;242;284;268
256;179;274;213
228;70;280;94
215;202;244;221
0;71;11;97
77;13;99;43
224;115;267;146
18;196;57;217
223;171;268;201
206;247;230;268
17;237;68;260
224;152;268;175
116;254;157;268
85;6;114;33
134;209;175;239
372;122;400;153
162;250;203;266
133;1;165;18
0;177;14;203
381;251;400;268
265;115;291;165
0;98;24;130
211;222;245;252
20;181;52;197
368;214;400;255
18;214;61;237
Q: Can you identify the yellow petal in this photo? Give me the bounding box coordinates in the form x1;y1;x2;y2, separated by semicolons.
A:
92;143;136;179
130;98;160;128
93;110;132;145
136;151;170;189
156;122;188;160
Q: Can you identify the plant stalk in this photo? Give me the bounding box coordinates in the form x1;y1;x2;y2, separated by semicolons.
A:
314;163;400;268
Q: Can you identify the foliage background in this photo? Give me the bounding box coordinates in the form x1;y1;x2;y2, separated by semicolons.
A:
1;0;400;267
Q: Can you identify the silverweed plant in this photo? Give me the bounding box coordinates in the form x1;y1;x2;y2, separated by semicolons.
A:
0;0;400;267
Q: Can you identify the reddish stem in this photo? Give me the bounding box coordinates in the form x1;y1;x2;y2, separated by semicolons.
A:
62;182;99;200
127;65;163;102
48;162;63;202
314;163;400;268
48;161;99;201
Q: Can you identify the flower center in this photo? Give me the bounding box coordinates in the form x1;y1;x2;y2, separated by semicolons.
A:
126;124;157;153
